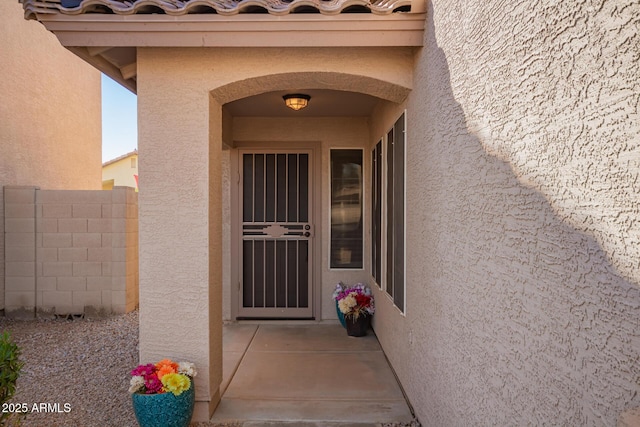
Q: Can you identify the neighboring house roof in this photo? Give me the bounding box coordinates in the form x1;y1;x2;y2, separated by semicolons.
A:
23;0;411;16
102;149;138;190
102;149;137;167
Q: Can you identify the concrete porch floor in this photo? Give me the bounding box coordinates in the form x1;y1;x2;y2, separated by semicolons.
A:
209;323;415;426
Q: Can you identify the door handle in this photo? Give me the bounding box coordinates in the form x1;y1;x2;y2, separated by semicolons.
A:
304;231;311;237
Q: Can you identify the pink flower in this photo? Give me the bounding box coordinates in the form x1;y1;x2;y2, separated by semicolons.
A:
130;363;156;377
129;360;197;395
145;375;163;394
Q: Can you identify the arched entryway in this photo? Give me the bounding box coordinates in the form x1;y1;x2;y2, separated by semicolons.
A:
209;71;410;322
206;71;413;423
136;47;413;419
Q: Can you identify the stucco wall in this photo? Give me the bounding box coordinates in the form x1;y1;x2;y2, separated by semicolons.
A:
137;52;222;420
0;1;101;311
372;0;640;425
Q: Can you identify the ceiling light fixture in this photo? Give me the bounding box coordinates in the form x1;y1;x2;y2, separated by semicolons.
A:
283;94;311;111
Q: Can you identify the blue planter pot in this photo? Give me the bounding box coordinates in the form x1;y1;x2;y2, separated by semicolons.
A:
131;386;195;427
335;300;346;328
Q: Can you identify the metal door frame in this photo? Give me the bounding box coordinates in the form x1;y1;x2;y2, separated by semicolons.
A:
229;142;321;320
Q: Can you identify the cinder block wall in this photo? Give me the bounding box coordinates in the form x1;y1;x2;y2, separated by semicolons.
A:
3;186;138;317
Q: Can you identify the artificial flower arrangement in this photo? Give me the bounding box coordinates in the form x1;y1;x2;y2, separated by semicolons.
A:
332;282;375;320
129;359;197;396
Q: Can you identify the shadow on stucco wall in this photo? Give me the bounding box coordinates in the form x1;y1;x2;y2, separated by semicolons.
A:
377;1;640;425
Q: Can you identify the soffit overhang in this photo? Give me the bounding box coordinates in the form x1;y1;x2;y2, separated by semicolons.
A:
21;0;425;94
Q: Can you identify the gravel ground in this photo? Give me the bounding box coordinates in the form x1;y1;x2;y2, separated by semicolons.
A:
0;312;420;427
0;311;139;427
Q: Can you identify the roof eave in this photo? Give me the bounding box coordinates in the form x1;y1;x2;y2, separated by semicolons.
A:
33;13;426;47
27;12;425;94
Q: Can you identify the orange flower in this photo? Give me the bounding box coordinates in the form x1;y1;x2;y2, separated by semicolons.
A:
155;359;178;379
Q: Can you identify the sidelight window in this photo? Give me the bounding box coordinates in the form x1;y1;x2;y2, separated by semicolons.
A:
330;149;364;269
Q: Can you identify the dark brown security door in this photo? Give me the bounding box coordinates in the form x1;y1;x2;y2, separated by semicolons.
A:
238;151;313;318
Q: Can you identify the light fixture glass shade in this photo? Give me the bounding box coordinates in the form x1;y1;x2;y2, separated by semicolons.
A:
283;94;310;111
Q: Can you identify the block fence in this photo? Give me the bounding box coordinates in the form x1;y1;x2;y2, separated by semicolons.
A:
3;186;138;318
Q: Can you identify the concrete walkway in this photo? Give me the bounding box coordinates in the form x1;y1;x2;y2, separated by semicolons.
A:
209;323;415;426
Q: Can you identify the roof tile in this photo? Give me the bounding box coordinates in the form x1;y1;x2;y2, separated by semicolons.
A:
24;0;412;16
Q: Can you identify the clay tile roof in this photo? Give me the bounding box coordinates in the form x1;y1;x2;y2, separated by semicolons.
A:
23;0;412;17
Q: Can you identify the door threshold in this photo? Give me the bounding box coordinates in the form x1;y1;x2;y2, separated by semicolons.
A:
231;318;336;326
236;317;315;321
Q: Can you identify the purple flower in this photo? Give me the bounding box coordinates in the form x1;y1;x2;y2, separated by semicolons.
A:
334;283;370;302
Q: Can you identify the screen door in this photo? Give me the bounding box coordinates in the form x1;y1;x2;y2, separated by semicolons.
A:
238;151;313;318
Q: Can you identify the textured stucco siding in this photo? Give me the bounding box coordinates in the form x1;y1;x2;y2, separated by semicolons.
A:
137;53;224;420
0;1;102;311
372;0;640;425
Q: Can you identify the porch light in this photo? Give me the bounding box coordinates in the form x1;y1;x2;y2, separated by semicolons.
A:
283;94;310;111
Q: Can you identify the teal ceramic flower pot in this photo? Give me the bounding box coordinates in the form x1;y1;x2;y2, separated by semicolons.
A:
335;300;346;328
131;385;195;427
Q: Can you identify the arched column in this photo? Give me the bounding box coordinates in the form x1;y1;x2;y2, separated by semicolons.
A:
138;79;223;420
